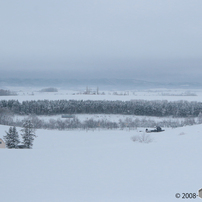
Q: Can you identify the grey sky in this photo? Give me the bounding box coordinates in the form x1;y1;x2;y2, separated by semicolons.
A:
1;0;202;82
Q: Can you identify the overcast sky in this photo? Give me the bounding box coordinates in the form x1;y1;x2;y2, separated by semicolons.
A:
1;0;202;82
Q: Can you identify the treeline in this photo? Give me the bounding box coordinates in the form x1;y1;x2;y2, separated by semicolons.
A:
0;89;17;96
13;115;199;130
39;87;58;92
0;109;200;130
1;99;202;117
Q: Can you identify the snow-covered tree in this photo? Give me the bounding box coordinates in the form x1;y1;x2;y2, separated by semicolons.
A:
197;112;202;124
4;126;20;148
21;120;36;149
0;108;13;125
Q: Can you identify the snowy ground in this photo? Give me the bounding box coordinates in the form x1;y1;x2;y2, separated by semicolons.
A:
1;87;202;102
1;87;202;201
0;125;202;202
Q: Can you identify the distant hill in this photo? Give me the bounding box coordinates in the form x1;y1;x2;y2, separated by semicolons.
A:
0;78;201;90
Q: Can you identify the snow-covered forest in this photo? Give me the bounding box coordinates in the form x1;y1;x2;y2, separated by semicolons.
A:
1;97;202;130
1;99;202;117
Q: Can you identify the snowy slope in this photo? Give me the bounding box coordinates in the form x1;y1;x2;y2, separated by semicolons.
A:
0;125;202;202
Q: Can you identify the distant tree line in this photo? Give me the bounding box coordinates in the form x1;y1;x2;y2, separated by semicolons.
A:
1;99;202;117
7;114;200;130
39;87;58;92
0;89;17;96
0;108;201;130
16;115;199;130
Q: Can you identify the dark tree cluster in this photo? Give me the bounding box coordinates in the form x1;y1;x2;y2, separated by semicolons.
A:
39;87;58;92
3;120;36;149
0;99;202;117
0;89;17;96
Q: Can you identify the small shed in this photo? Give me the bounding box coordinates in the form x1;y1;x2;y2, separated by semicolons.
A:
0;138;6;149
61;114;75;118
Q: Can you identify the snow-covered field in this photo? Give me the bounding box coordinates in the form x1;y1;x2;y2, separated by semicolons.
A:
0;125;202;202
1;87;202;102
1;88;202;201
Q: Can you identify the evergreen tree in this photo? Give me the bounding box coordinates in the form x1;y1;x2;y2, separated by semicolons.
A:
21;120;36;149
3;126;20;148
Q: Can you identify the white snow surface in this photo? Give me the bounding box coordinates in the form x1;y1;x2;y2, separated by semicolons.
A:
1;88;202;201
1;88;202;102
0;125;202;202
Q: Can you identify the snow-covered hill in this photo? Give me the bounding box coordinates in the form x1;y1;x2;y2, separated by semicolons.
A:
0;125;201;202
1;78;202;90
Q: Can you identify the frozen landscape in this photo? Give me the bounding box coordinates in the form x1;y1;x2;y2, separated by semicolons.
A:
1;0;202;201
1;86;202;202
